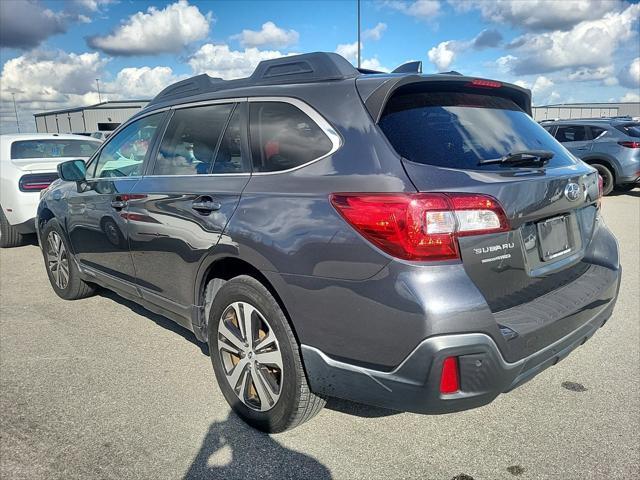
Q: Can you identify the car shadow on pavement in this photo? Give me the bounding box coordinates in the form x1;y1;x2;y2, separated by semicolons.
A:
98;289;210;356
183;412;332;480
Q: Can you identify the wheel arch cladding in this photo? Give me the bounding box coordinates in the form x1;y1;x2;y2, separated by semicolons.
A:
197;256;295;343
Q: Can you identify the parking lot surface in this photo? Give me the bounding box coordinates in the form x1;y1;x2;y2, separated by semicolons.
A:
1;192;639;480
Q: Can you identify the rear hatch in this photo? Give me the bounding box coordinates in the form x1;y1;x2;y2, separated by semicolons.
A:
372;79;610;361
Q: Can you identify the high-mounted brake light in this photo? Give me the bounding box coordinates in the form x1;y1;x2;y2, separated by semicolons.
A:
330;193;509;261
440;356;460;394
467;79;502;89
618;141;640;148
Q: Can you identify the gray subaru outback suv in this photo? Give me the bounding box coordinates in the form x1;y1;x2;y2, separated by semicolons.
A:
38;53;621;432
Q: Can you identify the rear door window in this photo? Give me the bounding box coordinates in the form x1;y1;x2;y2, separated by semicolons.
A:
554;126;589;143
589;126;607;139
153;104;233;176
249;102;333;172
378;91;576;170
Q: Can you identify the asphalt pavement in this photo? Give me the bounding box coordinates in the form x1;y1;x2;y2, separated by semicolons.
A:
1;191;639;480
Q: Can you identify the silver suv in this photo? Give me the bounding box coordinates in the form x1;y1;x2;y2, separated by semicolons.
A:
541;118;640;195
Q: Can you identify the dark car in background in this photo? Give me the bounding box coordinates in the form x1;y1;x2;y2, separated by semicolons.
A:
37;53;621;432
541;118;640;195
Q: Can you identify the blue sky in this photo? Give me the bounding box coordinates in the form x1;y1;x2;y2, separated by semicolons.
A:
1;0;639;132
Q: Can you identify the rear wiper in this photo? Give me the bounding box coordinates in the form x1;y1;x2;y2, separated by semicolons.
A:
478;150;554;166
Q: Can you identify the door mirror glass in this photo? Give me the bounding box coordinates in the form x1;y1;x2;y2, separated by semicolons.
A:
57;159;87;182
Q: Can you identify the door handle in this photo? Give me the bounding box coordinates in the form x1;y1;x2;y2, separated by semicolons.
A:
192;196;221;213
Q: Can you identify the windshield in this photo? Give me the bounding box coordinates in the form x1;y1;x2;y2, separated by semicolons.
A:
379;92;577;170
615;122;640;138
11;139;100;159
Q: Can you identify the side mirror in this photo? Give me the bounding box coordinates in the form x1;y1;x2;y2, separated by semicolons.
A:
57;159;87;182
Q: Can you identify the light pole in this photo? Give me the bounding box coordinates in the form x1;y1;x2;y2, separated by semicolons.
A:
96;78;102;103
11;92;20;133
357;0;361;68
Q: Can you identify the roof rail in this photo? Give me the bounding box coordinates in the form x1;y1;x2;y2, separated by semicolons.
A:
149;52;359;107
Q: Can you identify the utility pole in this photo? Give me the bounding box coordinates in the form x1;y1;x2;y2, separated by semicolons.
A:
357;0;361;68
11;92;20;133
96;78;102;103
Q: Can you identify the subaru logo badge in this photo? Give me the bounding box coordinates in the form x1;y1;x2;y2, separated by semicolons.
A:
564;182;581;202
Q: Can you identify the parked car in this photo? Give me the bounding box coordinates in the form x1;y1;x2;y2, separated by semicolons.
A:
541;118;640;195
0;133;101;247
37;53;621;433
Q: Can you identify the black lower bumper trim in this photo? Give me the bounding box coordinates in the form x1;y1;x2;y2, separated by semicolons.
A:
301;299;616;414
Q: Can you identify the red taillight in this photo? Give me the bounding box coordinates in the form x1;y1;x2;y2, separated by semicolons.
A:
467;78;502;89
440;356;460;394
330;193;509;261
18;173;58;192
618;141;640;148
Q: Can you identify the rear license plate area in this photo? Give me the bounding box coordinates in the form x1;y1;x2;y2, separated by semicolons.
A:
537;215;572;261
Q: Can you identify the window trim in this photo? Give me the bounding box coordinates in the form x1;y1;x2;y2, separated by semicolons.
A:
85;96;342;179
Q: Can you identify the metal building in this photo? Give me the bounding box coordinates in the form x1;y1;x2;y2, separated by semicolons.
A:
533;102;640;121
34;100;149;134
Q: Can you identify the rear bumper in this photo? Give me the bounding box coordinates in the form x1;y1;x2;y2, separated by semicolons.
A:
301;275;619;414
13;217;36;234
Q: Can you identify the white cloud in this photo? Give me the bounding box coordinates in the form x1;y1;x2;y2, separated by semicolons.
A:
0;49;184;133
335;42;361;62
232;21;299;48
361;58;390;72
385;0;440;19
105;67;184;99
618;57;640;89
500;4;640;75
452;0;624;32
71;0;116;12
428;41;457;71
620;91;640;102
363;23;387;41
188;44;291;79
531;76;554;95
87;0;212;56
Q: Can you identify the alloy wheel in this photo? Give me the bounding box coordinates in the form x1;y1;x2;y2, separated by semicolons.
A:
217;301;283;412
46;231;70;290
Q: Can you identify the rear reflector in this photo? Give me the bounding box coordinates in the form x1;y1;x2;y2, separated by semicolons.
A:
330;193;509;261
440;357;460;394
19;173;58;192
618;141;640;148
467;79;502;89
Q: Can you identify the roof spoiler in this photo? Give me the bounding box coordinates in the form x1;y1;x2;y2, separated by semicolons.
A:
358;75;533;122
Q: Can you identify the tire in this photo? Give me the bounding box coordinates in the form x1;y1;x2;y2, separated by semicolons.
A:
208;275;325;433
591;163;615;196
0;208;25;248
615;183;637;193
41;220;96;300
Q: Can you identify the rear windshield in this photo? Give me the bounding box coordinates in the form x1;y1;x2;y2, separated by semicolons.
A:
615;122;640;138
379;92;577;170
11;139;100;159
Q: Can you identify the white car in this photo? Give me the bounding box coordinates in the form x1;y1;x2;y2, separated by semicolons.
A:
0;133;101;247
